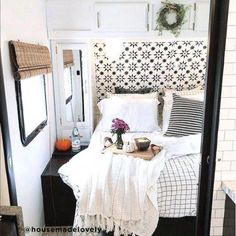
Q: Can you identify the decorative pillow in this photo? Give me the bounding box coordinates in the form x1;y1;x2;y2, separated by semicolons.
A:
164;94;204;137
115;87;151;94
162;89;204;133
97;97;161;132
164;86;204;97
106;92;158;99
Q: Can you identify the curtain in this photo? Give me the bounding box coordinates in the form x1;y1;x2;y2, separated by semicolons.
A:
63;50;74;68
9;41;52;80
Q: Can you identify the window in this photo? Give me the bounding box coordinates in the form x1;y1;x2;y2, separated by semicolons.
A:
15;75;47;146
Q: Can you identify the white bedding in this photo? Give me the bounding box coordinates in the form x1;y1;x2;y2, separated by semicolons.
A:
59;128;201;236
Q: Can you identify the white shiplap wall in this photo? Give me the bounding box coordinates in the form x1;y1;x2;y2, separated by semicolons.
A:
210;1;236;235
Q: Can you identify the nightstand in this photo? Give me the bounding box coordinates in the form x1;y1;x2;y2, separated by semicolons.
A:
41;146;88;226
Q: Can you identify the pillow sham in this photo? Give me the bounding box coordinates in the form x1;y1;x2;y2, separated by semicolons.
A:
164;94;204;137
106;91;158;99
97;97;161;132
164;86;204;97
115;87;151;94
162;89;204;133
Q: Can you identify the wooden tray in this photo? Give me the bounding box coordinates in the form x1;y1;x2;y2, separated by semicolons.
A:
102;144;162;161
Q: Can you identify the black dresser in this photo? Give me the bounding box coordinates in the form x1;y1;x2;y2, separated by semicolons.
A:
41;146;87;226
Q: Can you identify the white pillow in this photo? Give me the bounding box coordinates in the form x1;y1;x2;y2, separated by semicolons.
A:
98;97;161;132
106;92;158;99
162;89;205;134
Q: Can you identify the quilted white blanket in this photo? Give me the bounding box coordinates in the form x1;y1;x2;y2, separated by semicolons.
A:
59;132;201;236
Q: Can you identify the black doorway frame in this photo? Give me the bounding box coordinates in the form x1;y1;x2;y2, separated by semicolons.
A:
0;51;17;205
196;0;230;236
0;0;230;235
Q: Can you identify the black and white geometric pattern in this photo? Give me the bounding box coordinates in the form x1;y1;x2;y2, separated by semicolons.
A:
93;40;207;102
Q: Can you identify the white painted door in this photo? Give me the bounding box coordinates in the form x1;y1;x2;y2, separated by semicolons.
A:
52;43;92;145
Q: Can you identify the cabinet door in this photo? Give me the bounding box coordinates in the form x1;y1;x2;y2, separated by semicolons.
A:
194;2;210;31
94;2;149;32
46;0;92;31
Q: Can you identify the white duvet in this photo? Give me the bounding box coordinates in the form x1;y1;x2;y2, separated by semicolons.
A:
59;129;201;236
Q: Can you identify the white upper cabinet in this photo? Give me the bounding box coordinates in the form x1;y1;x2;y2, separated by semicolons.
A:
46;0;210;38
94;2;149;32
46;0;92;31
194;2;210;31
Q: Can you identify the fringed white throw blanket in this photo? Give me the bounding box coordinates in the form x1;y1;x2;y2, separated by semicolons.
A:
59;133;201;236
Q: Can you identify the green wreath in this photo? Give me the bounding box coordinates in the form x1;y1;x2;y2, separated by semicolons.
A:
155;2;188;37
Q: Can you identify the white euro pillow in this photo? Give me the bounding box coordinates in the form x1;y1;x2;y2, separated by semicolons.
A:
97;96;161;132
106;92;158;99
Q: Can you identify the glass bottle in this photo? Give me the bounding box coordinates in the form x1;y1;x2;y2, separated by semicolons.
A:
71;124;81;151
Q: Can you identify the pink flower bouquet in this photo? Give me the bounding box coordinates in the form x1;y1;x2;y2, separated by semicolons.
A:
111;118;129;135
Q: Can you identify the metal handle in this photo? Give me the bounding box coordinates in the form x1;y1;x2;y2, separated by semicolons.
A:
206;155;210;164
84;80;88;94
97;11;100;29
193;3;197;30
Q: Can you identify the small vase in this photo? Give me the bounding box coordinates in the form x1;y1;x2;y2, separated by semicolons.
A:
116;133;124;149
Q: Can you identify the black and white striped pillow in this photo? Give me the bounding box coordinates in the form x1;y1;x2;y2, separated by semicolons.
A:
165;94;204;137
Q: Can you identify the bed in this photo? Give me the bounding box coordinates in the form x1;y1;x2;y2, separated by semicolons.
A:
59;89;204;236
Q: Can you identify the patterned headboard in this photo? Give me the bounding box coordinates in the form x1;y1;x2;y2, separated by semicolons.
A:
93;40;207;102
